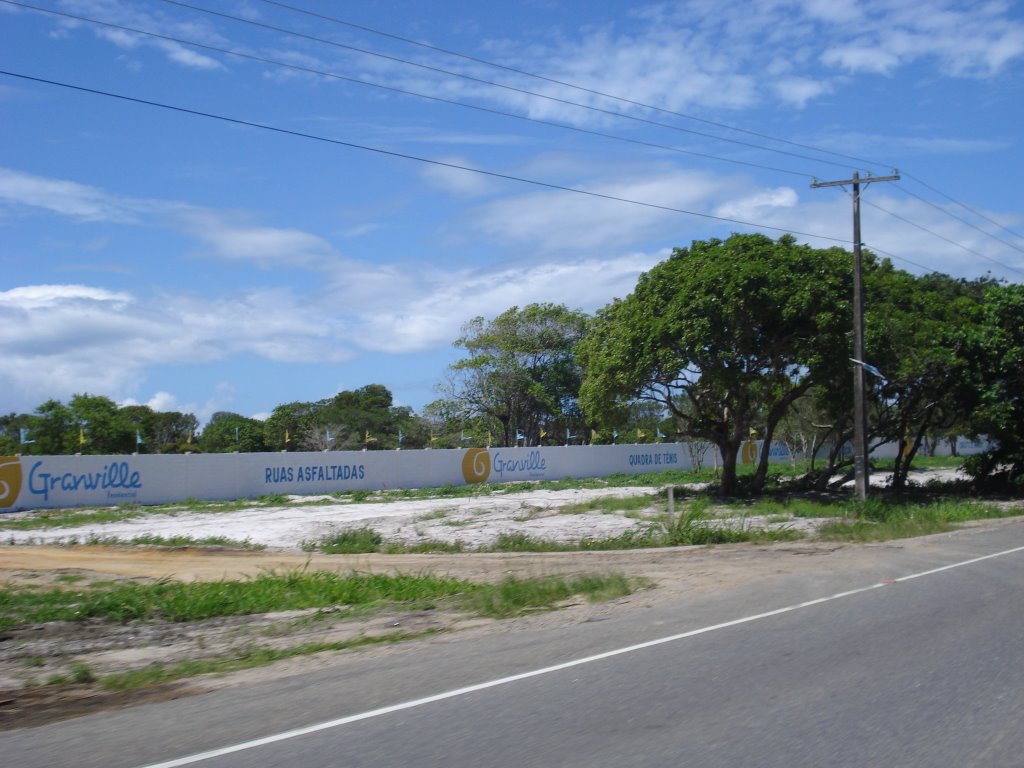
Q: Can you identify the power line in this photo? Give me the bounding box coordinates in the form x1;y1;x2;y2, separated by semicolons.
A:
901;170;1024;247
862;198;1024;277
864;245;941;275
247;0;1024;264
250;0;892;173
6;6;1009;280
0;69;856;246
823;182;1024;278
15;0;1010;271
154;0;872;174
2;1;817;181
891;185;1024;257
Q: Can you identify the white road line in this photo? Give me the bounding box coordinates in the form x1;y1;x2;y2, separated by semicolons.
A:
139;543;1024;768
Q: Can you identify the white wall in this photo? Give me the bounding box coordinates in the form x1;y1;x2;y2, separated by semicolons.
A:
0;443;692;511
0;436;984;511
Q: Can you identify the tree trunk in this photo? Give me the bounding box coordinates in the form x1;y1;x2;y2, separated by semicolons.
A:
752;381;814;492
718;440;740;495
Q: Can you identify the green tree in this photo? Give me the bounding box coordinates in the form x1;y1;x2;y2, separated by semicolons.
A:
578;233;851;495
0;412;33;455
68;394;135;454
200;412;266;452
963;283;1024;488
26;399;76;454
119;404;158;453
439;303;589;447
264;401;317;452
314;384;408;450
149;411;200;453
862;269;992;489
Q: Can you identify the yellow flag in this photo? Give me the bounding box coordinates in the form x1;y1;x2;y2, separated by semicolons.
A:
365;430;376;443
79;426;86;445
284;429;291;444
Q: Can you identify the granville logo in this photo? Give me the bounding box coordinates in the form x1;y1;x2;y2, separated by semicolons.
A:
0;456;23;507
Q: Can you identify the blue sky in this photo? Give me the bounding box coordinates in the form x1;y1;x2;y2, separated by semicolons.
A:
2;0;1023;423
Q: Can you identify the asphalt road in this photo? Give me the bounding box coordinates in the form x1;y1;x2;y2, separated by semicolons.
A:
5;521;1024;768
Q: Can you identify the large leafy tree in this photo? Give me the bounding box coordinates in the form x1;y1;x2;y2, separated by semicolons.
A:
578;233;852;495
27;399;77;454
65;394;135;454
200;412;266;453
439;303;590;447
861;269;993;489
264;401;318;452
312;384;421;450
963;283;1024;488
148;410;200;453
0;411;34;454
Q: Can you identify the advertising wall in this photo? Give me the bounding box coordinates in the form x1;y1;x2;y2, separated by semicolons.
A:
0;436;985;512
0;443;692;511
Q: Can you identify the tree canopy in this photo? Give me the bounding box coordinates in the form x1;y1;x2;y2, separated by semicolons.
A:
437;303;590;447
578;233;852;494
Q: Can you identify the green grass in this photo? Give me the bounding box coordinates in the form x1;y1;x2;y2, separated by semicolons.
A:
379;539;466;554
871;454;964;471
0;569;640;633
0;570;470;631
556;494;661;515
729;498;847;519
484;532;577;552
78;571;636;690
817;499;1015;542
80;534;265;550
464;573;637;619
305;528;383;554
0;507;145;531
415;509;450;521
660;507;802;545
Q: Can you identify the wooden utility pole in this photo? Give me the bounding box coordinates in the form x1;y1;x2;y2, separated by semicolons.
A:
811;171;899;500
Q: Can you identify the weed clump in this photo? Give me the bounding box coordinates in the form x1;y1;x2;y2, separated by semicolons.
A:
307;528;383;554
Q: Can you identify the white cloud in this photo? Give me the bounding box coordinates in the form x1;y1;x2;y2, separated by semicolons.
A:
821;44;901;75
819;1;1024;77
815;132;1011;157
0;168;138;222
174;209;339;266
56;0;228;70
0;284;132;308
0;168;340;268
420;158;496;197
155;40;223;71
328;251;665;354
773;77;833;108
465;167;742;253
714;187;799;221
384;0;1024;128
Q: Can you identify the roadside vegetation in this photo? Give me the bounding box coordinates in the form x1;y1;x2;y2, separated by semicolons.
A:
0;568;639;693
0;569;638;632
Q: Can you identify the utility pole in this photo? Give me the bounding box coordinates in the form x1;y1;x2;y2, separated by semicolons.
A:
811;171;899;500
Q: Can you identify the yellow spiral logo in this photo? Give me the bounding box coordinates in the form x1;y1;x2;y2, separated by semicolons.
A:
0;456;23;507
461;448;491;484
